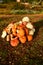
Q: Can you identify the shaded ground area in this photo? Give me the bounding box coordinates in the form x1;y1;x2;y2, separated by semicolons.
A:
0;15;43;65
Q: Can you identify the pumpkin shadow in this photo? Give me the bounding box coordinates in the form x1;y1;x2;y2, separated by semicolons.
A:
33;20;43;38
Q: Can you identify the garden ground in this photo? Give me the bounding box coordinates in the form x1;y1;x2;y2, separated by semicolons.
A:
0;14;43;65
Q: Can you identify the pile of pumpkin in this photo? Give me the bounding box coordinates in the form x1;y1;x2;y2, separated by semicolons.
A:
1;17;35;47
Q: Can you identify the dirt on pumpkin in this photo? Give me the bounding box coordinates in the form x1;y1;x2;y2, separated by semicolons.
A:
0;14;43;65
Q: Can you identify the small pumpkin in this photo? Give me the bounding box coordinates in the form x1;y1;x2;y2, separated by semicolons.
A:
1;30;7;38
19;36;26;43
17;28;25;37
10;37;19;47
27;35;33;41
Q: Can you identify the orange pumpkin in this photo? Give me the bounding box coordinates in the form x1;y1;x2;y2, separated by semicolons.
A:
17;28;25;37
10;37;19;47
27;35;33;41
19;36;26;43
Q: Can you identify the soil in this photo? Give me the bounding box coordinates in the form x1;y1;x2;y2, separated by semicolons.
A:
0;14;43;65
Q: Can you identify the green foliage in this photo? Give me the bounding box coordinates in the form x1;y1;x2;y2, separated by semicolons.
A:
10;10;41;14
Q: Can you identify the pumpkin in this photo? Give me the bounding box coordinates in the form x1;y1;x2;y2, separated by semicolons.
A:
17;28;25;37
10;37;19;47
22;17;29;23
1;30;7;38
26;23;33;29
19;36;26;43
27;35;33;41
